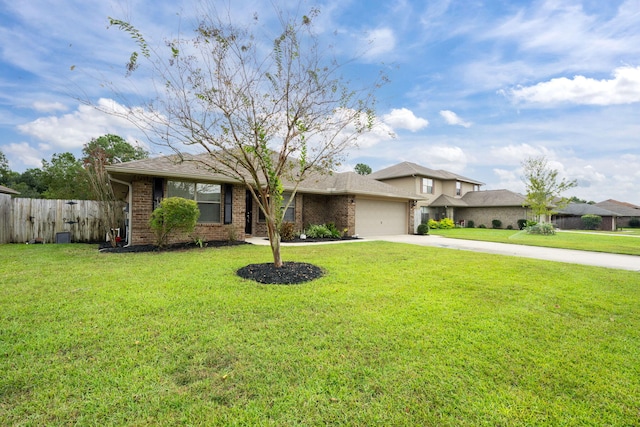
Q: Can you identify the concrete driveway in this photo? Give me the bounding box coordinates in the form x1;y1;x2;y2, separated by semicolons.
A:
247;235;639;271
365;234;640;272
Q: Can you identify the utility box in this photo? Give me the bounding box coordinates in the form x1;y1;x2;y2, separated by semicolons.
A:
55;232;71;244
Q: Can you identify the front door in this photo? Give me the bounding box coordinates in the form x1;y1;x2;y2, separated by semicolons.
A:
245;190;253;234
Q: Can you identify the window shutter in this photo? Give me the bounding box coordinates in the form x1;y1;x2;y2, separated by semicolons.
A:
223;184;233;224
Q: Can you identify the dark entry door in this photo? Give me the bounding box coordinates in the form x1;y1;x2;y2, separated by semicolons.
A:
245;190;253;234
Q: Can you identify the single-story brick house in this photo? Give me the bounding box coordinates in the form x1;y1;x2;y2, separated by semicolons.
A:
594;199;640;228
106;154;420;245
431;189;533;229
552;203;619;231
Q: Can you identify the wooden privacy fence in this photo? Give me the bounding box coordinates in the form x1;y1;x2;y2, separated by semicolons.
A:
0;195;125;244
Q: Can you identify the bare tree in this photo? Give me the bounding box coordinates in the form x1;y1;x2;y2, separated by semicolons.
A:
521;155;577;222
105;5;384;267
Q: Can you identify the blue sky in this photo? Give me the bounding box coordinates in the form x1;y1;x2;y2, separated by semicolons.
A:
1;0;639;204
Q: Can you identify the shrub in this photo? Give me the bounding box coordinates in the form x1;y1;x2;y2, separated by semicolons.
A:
149;197;200;247
427;219;439;229
280;222;296;241
491;219;502;229
581;214;602;230
305;223;341;239
466;220;475;228
526;222;555;235
629;217;640;228
417;223;429;235
440;218;455;229
478;224;486;228
506;225;513;230
517;219;528;230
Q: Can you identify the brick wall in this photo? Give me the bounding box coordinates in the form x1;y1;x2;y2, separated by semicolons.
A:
301;194;355;235
456;206;531;229
129;178;245;245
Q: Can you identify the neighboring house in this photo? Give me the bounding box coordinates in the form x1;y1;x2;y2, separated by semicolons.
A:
451;189;531;229
552;203;619;231
106;154;419;246
594;199;640;228
0;185;20;195
370;162;532;230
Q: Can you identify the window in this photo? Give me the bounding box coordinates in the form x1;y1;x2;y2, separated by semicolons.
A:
420;206;429;224
456;181;461;196
167;181;221;223
422;178;433;194
258;192;295;222
473;184;480;192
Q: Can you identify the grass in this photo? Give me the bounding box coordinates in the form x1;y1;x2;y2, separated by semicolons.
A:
429;227;640;255
1;242;639;426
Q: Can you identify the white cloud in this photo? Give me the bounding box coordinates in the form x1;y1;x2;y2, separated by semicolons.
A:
3;142;43;168
32;101;68;113
489;144;551;165
439;110;472;127
508;66;640;106
382;108;429;132
16;98;148;150
361;27;396;61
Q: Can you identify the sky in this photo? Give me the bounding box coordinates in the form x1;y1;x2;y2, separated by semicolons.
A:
1;0;639;204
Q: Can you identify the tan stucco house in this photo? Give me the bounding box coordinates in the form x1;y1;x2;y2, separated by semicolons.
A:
106;154;420;246
369;162;537;230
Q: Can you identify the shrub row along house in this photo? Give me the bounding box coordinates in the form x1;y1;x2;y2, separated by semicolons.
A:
106;157;640;245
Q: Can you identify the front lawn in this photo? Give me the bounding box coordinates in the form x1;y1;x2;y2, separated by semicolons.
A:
429;227;640;255
1;243;639;426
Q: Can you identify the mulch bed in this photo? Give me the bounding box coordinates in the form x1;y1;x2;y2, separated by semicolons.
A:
236;262;324;285
98;240;249;253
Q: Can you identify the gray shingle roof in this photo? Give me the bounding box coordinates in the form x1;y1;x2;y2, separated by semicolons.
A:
369;161;484;185
556;203;618;216
0;185;19;195
460;189;526;207
595;199;640;217
428;194;469;207
106;153;420;200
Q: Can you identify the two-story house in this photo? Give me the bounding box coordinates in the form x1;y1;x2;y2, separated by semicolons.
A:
370;161;531;231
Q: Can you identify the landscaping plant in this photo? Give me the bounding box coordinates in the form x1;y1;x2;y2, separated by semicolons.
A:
148;197;200;247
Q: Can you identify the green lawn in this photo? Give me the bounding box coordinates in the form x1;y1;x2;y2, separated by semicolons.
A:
429;227;640;255
1;242;639;426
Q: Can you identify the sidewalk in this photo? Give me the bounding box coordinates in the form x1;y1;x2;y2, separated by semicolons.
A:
247;235;640;272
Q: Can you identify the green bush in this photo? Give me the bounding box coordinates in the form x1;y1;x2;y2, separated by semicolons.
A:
417;223;429;235
466;220;475;228
427;219;439;229
517;219;528;230
478;224;486;228
427;218;455;229
280;222;296;241
492;219;502;229
628;217;640;228
581;214;602;230
149;197;200;247
506;225;513;230
526;222;555;235
305;223;341;239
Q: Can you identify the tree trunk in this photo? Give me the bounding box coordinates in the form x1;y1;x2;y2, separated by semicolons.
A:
266;217;283;268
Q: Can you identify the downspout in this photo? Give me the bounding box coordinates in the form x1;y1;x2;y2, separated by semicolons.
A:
109;175;133;247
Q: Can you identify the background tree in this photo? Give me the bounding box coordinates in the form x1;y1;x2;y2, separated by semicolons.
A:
0;150;10;185
107;6;382;267
41;152;91;199
82;134;148;164
521;155;577;222
82;134;149;245
354;163;372;175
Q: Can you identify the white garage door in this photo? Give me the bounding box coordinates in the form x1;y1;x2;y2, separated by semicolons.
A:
355;198;407;236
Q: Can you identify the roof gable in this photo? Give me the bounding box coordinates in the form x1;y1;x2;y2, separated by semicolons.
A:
460;189;526;207
369;161;484;185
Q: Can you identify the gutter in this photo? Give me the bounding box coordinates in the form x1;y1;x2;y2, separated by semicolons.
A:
108;175;133;247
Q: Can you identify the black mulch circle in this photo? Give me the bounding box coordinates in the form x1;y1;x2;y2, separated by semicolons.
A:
237;262;324;285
